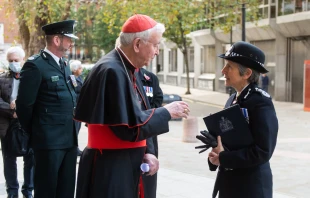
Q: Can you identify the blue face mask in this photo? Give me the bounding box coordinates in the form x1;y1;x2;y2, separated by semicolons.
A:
9;62;22;73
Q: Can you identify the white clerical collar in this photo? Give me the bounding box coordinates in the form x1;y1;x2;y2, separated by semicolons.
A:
116;47;137;68
44;48;61;66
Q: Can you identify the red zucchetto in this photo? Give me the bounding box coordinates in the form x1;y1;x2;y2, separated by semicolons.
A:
121;14;157;33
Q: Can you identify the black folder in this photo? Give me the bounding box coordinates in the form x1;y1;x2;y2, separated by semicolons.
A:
203;104;253;151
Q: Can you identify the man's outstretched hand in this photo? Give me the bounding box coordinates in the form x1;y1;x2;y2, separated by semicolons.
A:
195;130;217;154
163;101;190;119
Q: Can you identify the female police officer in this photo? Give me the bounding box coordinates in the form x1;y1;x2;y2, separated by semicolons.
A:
207;41;278;198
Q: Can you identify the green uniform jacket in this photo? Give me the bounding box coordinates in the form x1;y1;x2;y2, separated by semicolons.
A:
16;50;77;150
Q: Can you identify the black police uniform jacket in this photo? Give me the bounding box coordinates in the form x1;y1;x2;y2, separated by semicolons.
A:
137;68;163;198
74;48;171;198
16;50;77;150
208;83;278;198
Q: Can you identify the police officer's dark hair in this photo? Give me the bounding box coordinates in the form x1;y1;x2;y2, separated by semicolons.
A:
237;64;260;84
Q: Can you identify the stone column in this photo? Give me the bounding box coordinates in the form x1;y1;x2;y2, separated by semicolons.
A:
177;48;184;85
182;116;198;143
274;30;287;101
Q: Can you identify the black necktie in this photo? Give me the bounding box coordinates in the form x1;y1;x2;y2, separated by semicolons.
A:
59;58;65;72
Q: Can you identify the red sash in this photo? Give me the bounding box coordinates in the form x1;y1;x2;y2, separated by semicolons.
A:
87;124;146;149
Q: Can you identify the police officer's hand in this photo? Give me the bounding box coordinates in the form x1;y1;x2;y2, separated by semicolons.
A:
143;153;159;176
208;151;220;166
164;101;190;119
195;130;217;154
208;136;224;166
212;136;224;154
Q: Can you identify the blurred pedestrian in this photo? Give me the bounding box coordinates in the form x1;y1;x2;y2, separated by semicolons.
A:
0;46;34;198
260;73;269;92
137;67;163;198
205;41;278;198
75;14;189;198
69;60;84;156
16;20;78;198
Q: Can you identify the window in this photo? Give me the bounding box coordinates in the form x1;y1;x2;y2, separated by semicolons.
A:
201;45;215;74
278;0;309;16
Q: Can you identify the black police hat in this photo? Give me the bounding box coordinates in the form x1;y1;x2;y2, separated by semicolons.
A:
218;41;268;73
42;20;78;39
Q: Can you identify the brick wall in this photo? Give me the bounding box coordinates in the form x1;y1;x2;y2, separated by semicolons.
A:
0;0;19;44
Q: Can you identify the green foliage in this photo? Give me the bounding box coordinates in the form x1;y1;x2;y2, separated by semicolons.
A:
81;67;92;80
7;0;71;33
204;0;261;33
5;0;262;63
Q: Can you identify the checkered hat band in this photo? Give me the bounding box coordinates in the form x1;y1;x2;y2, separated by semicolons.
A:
226;52;265;67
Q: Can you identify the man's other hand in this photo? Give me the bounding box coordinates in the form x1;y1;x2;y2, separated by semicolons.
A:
143;153;159;176
163;101;190;119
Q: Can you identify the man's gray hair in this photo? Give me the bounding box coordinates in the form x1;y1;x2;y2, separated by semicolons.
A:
69;60;82;72
119;23;165;46
237;64;260;83
6;46;25;59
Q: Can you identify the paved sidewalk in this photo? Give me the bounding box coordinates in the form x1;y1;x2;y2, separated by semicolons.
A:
0;84;309;198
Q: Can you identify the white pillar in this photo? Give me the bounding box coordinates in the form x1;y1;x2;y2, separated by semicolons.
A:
215;40;223;91
163;44;169;83
151;58;157;74
177;48;184;85
274;31;287;101
193;37;201;88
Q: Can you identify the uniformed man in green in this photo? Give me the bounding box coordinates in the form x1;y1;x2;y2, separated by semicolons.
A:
16;20;78;198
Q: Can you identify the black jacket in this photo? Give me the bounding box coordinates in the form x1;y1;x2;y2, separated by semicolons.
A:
138;68;163;109
137;68;163;157
136;68;163;198
16;50;77;150
0;72;15;137
209;83;278;198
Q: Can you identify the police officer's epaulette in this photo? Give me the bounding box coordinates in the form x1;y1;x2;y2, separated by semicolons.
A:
27;54;40;61
254;87;271;98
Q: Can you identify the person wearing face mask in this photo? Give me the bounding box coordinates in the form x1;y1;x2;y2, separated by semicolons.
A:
0;46;34;198
69;60;84;156
16;20;78;198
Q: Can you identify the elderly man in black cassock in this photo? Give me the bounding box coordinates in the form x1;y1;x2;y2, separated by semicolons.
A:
75;14;190;198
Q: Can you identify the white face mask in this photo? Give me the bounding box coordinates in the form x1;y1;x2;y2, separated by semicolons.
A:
9;62;22;73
